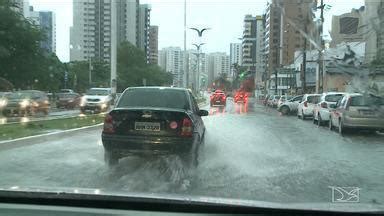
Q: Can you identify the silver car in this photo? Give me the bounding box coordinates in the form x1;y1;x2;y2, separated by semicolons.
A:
277;95;303;115
329;93;384;135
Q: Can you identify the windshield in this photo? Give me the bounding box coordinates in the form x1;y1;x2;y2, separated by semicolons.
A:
118;88;190;110
351;95;384;106
1;0;384;213
325;94;344;102
86;89;110;96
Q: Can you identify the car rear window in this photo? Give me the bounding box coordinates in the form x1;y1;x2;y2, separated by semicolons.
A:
350;96;384;106
307;96;320;103
325;94;344;102
118;88;190;110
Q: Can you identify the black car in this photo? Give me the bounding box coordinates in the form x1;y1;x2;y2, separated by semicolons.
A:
101;87;208;167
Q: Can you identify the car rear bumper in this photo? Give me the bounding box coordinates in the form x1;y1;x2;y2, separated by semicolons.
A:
102;133;195;156
210;101;226;106
344;117;384;130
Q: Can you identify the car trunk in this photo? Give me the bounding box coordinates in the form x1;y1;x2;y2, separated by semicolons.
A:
108;108;191;137
346;105;384;118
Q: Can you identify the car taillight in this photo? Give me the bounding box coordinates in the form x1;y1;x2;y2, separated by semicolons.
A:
222;95;226;100
180;117;193;137
304;101;308;107
321;102;327;108
103;114;114;133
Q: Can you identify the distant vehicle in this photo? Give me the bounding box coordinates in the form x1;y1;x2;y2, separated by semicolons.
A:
56;93;81;109
329;93;384;135
297;94;321;120
1;90;50;116
210;90;227;107
313;92;346;126
277;95;303;115
58;89;75;94
277;95;293;108
80;88;113;113
101;87;208;167
0;92;11;113
234;91;248;103
262;94;270;106
267;95;280;107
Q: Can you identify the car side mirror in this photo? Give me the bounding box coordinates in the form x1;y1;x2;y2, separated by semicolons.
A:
198;109;209;116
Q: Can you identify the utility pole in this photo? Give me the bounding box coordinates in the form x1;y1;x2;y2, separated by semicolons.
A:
302;16;308;94
110;0;117;96
183;0;187;88
275;46;278;95
318;0;325;93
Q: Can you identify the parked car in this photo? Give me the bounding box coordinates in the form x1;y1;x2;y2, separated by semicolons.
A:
277;95;293;108
101;87;208;167
210;90;226;107
1;90;50;116
277;95;303;115
80;88;113;113
0;92;11;113
234;91;248;103
56;93;81;109
297;94;321;120
329;93;384;135
267;95;281;107
313;92;346;126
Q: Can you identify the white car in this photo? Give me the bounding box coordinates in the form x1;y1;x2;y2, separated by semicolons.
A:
297;94;321;120
313;92;345;126
80;88;113;113
277;95;303;115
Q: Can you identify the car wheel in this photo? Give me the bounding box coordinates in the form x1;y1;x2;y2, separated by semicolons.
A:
104;150;118;167
338;119;346;135
280;106;289;115
329;118;333;130
317;115;322;127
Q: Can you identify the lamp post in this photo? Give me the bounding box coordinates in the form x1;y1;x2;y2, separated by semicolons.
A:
192;43;205;94
190;27;209;94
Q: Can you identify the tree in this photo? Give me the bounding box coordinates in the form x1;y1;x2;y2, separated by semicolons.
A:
0;0;65;91
116;42;172;92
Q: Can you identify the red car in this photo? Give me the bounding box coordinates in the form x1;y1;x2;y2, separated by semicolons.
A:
234;91;248;103
210;90;226;107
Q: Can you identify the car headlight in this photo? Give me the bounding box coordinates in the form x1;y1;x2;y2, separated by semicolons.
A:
100;103;107;109
0;99;7;108
19;100;30;108
80;97;86;106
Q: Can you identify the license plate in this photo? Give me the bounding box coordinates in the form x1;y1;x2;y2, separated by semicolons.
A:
360;110;374;115
135;122;160;131
216;100;221;103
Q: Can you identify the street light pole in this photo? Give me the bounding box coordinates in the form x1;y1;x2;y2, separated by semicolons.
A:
192;43;204;94
183;0;187;88
110;0;117;96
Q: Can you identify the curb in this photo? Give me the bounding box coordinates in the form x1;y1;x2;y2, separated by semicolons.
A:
0;124;103;151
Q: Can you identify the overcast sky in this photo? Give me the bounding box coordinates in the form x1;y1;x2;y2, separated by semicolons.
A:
29;0;364;62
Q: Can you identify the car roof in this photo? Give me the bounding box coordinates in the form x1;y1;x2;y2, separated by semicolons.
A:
322;92;346;96
126;86;188;92
90;88;111;90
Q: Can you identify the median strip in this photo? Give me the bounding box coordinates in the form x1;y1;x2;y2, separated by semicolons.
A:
0;114;105;142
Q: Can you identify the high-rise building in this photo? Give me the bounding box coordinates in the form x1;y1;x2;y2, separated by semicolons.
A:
207;52;230;86
241;15;265;86
264;0;315;93
11;0;30;17
137;4;151;63
70;0;138;62
158;47;185;86
148;26;158;64
363;0;384;63
230;43;242;78
330;7;365;48
28;6;56;53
